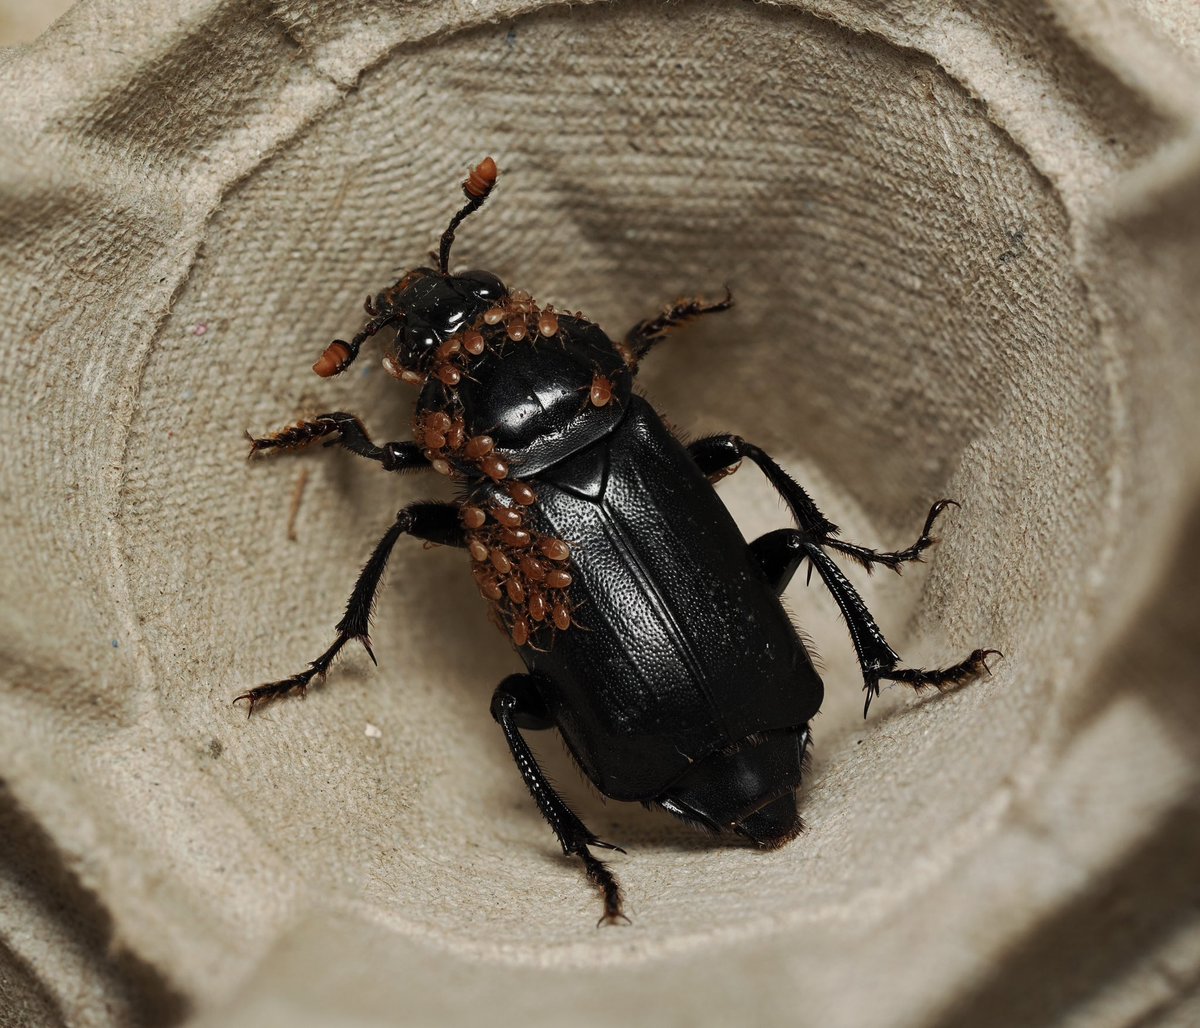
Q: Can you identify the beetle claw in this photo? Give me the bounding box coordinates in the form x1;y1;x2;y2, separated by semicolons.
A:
978;648;1004;674
358;635;377;666
232;692;256;718
862;679;881;718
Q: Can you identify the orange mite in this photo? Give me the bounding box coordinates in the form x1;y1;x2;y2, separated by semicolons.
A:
589;374;614;407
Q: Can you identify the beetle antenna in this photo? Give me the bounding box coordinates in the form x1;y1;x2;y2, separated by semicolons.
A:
439;156;498;275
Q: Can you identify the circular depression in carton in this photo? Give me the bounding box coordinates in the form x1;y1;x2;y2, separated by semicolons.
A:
128;5;1108;954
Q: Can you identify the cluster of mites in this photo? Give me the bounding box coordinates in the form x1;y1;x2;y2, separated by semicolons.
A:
381;287;618;412
381;288;563;395
459;485;577;647
406;410;578;645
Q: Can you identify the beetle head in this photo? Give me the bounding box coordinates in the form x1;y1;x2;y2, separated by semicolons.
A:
310;157;502;379
378;267;507;382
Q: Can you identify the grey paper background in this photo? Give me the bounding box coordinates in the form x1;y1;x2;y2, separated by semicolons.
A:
2;1;1199;1025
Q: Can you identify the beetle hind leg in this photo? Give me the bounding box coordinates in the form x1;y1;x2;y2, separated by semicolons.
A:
773;534;1000;715
491;675;630;926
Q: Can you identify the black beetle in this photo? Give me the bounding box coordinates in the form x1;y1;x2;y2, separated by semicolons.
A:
239;157;998;923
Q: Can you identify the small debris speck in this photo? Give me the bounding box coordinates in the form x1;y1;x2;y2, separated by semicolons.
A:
111;639;119;648
365;723;382;739
208;738;224;759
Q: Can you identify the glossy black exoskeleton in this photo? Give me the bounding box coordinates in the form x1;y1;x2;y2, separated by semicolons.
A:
240;158;999;923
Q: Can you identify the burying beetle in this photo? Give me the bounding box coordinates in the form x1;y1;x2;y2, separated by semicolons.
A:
239;158;999;923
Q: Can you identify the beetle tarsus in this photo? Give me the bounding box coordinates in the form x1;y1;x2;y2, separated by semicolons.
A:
247;416;342;455
879;647;1002;693
824;498;959;574
578;847;629;926
234;637;345;715
863;648;1002;717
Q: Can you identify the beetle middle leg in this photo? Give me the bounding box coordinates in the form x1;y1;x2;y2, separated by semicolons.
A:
690;436;954;571
235;501;463;715
491;674;629;926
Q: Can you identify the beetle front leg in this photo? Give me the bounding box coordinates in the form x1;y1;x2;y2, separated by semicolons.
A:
491;675;629;926
621;290;732;366
235;502;464;715
248;412;430;473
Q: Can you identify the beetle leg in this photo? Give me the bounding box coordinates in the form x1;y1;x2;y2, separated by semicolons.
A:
692;436;953;573
621;290;733;366
234;502;463;715
491;676;629;926
697;435;997;714
248;412;430;473
688;435;837;535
